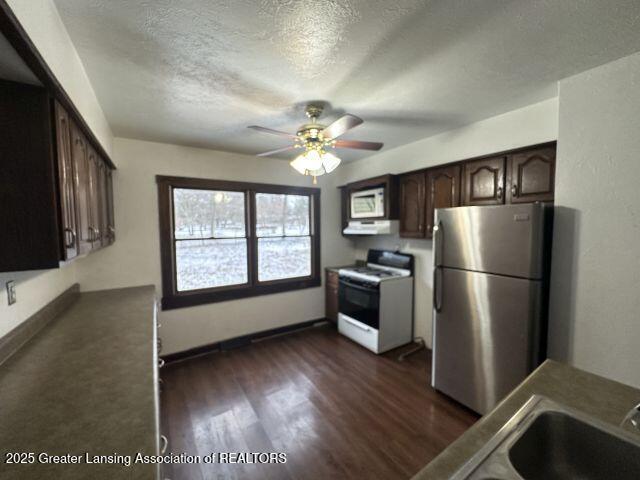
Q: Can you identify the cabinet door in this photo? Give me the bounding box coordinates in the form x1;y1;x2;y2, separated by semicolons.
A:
325;270;339;323
87;146;102;249
399;171;426;238
54;102;78;260
426;165;461;238
340;186;349;236
507;147;556;204
106;168;115;244
70;121;93;255
462;156;506;206
98;160;110;247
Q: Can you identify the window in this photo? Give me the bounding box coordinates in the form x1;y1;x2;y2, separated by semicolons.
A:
157;176;320;309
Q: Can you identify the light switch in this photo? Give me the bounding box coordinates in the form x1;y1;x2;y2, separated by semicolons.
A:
6;281;16;306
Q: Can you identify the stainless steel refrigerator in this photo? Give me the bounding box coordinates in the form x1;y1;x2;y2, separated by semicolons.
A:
431;203;552;414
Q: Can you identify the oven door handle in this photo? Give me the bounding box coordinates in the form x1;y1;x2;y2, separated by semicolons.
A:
339;278;379;293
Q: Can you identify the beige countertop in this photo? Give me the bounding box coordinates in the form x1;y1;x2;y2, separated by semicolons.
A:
414;360;640;479
0;285;158;479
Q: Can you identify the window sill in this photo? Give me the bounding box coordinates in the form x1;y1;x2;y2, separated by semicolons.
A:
161;276;321;310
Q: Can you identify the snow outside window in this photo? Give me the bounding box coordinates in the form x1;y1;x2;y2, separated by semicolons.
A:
255;193;312;282
173;188;248;291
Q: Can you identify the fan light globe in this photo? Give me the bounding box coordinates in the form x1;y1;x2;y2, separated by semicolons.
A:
304;149;323;170
321;151;341;173
290;155;308;175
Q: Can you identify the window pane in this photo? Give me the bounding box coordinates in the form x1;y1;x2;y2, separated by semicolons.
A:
256;193;310;237
176;239;248;291
258;237;311;281
174;188;245;239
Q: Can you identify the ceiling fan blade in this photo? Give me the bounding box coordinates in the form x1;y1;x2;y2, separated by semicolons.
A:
334;139;384;151
322;114;363;140
248;125;298;139
256;145;297;157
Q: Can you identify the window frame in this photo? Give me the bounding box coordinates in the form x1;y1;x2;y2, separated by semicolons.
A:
157;175;321;310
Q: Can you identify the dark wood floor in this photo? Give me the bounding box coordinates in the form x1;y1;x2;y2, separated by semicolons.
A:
160;324;478;480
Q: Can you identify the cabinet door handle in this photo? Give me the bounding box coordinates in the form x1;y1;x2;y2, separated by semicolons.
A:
511;184;518;197
64;228;76;249
160;435;168;454
158;358;165;368
497;187;503;200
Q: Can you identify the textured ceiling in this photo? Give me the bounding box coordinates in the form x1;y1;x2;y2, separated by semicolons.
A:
53;0;640;161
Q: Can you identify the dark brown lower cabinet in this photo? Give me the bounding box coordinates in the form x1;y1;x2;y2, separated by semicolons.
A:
426;165;461;238
0;80;115;272
325;270;339;323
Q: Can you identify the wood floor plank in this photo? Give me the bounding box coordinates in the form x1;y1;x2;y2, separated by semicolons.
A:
160;325;478;480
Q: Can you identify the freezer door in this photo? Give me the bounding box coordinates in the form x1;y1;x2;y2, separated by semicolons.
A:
432;268;542;414
434;203;547;279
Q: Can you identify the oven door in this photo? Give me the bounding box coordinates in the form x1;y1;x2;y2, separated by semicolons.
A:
338;278;380;329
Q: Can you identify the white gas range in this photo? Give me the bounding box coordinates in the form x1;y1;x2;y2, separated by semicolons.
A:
337;250;414;354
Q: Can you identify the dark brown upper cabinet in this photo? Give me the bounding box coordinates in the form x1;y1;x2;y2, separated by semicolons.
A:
101;163;115;246
0;80;115;272
507;146;556;204
399;172;427;238
346;143;555;241
70;119;93;256
462;156;507;206
426;165;461;238
54;101;79;261
87;145;102;248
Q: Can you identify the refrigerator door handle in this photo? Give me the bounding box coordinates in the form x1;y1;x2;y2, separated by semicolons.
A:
433;219;444;312
433;220;443;267
434;266;443;312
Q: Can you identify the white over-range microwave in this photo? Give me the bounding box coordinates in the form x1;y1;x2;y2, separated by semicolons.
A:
350;187;385;218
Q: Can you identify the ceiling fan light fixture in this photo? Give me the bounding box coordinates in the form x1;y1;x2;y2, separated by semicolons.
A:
252;103;382;183
289;149;342;179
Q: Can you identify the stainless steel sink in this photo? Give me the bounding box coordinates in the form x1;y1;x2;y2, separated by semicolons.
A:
451;395;640;479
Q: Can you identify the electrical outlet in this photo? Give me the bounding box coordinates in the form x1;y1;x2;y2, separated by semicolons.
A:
6;281;16;306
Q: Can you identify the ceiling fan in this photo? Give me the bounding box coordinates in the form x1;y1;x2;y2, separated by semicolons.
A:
248;104;383;183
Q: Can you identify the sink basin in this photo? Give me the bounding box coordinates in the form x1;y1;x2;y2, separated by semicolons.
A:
509;411;640;479
450;395;640;479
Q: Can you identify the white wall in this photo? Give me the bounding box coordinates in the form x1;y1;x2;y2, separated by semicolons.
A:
0;1;112;338
76;138;354;354
548;52;640;388
0;266;77;338
338;98;559;346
